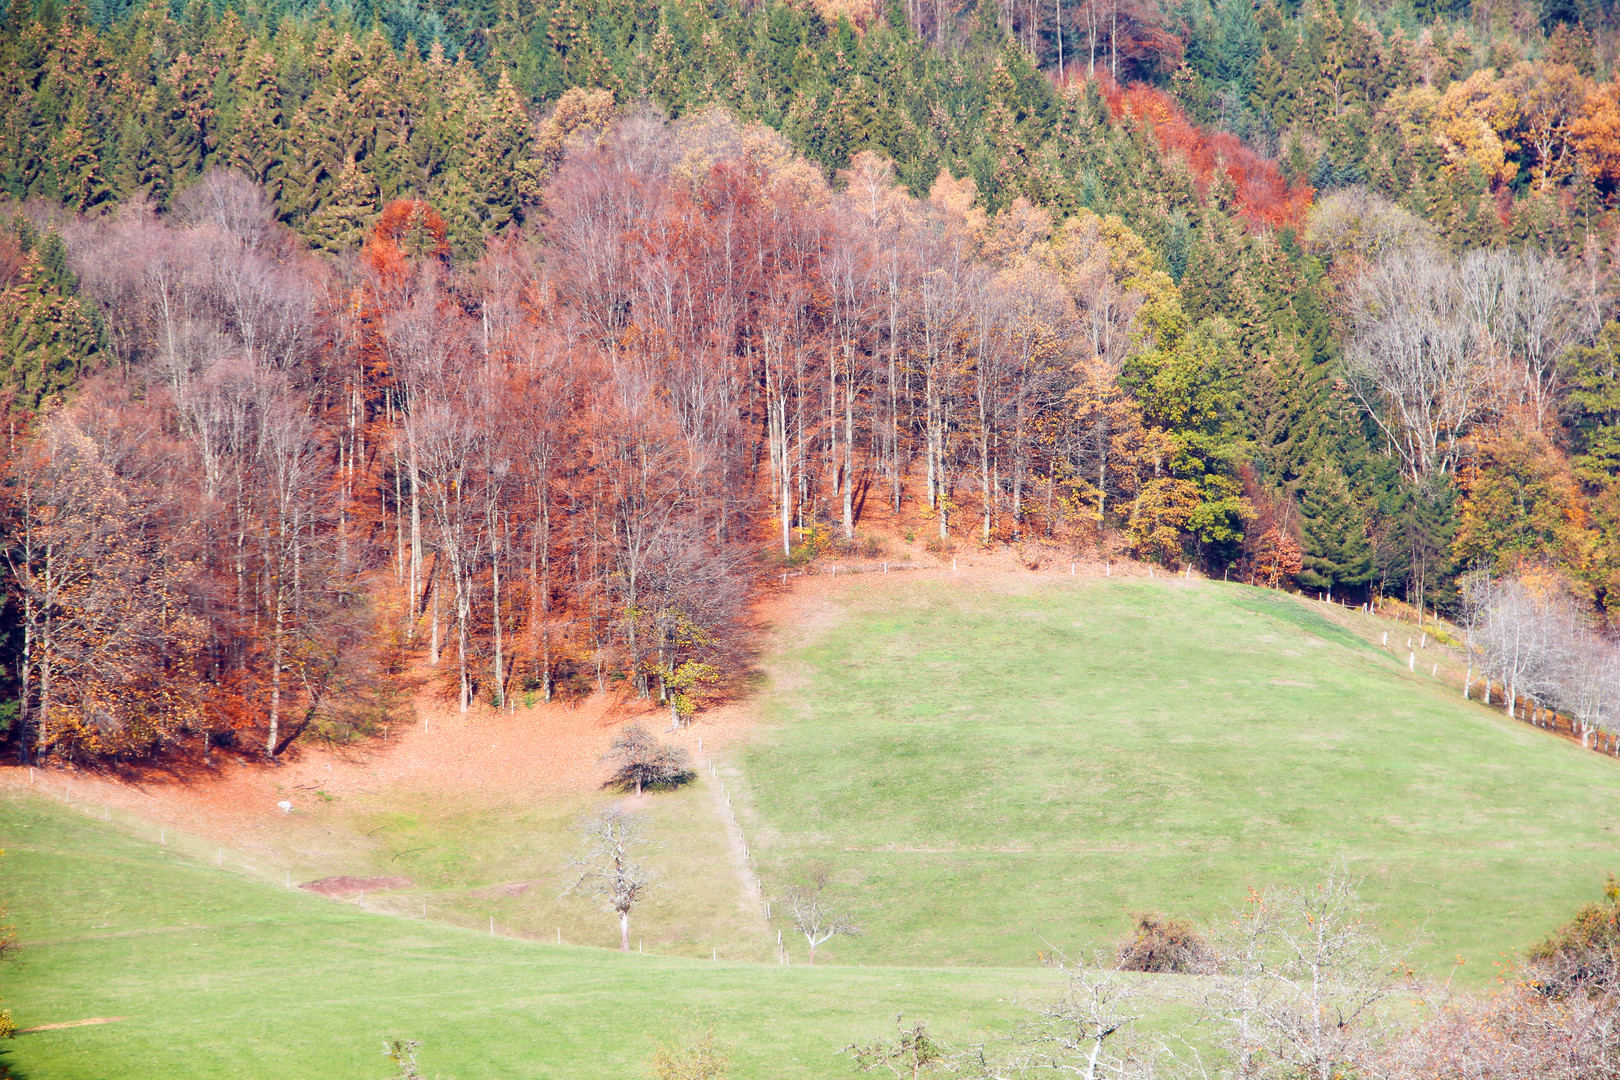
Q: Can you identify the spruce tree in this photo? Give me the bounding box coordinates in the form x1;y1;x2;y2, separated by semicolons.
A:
48;93;109;211
1296;463;1374;597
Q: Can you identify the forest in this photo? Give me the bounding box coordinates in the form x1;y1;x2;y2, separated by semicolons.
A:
4;0;1620;761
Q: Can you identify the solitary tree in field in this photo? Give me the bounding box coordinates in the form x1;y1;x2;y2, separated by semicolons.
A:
1020;953;1152;1080
562;807;652;951
602;724;692;796
783;870;860;964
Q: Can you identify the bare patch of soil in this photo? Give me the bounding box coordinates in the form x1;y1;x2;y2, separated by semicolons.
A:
0;517;1167;864
0;678;762;861
468;881;534;899
299;875;414;896
15;1017;127;1034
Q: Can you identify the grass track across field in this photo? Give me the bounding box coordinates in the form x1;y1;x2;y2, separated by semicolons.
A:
739;577;1620;977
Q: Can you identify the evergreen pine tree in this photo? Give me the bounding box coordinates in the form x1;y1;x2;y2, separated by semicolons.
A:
302;161;378;253
1296;462;1374;595
0;225;100;411
47;92;109;211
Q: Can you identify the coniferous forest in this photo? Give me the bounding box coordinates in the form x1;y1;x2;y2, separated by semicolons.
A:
4;0;1620;761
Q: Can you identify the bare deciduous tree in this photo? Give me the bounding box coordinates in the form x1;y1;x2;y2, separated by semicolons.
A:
1346;248;1492;480
1014;951;1155;1080
783;870;860;965
1459;569;1619;742
561;807;652;951
601;723;692;796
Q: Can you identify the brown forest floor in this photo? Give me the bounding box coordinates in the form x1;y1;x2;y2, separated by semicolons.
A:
0;679;760;857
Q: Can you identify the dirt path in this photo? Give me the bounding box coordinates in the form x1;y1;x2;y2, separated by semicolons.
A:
698;746;767;940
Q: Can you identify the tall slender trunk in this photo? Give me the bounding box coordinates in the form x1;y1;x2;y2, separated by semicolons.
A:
408;429;422;640
890;340;902;513
1056;0;1063;77
980;411;992;543
490;512;504;709
842;353;855;540
38;555;53;759
266;598;284;757
18;602;32;763
1109;0;1117;77
453;551;471;713
780;413;792;557
429;570;441;666
392;399;405;588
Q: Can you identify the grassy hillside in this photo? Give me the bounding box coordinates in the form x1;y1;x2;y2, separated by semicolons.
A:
0;789;1057;1080
7;571;1617;1078
275;782;775;961
738;576;1620;978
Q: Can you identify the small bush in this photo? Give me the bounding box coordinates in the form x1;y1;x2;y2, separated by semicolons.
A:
1116;913;1217;974
648;1026;730;1080
382;1037;422;1080
781;543;817;568
1527;875;1620;997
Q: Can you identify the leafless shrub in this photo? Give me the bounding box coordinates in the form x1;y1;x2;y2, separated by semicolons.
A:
846;1016;952;1079
648;1025;731;1080
1116;913;1218;975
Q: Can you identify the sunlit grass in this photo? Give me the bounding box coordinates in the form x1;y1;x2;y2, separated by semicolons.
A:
0;789;1056;1080
740;577;1620;979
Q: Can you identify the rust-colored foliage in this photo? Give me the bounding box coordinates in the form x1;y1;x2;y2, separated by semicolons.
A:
1098;76;1314;231
364;199;450;280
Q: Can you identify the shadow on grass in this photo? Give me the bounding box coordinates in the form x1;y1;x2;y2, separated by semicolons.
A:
0;1041;29;1080
1226;586;1372;654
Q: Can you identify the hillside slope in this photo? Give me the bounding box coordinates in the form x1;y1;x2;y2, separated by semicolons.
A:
0;788;1058;1080
737;573;1620;977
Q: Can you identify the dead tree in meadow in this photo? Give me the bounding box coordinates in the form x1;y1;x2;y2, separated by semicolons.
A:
783;870;860;964
562;807;653;951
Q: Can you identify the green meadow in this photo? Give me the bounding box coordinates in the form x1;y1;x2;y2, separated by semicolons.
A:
0;789;1055;1080
4;575;1617;1078
740;577;1620;976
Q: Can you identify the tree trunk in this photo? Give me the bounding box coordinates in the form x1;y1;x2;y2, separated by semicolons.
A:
843;366;855;541
490;514;504;709
430;571;441;666
266;597;284;757
620;909;631;951
408;428;422;641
